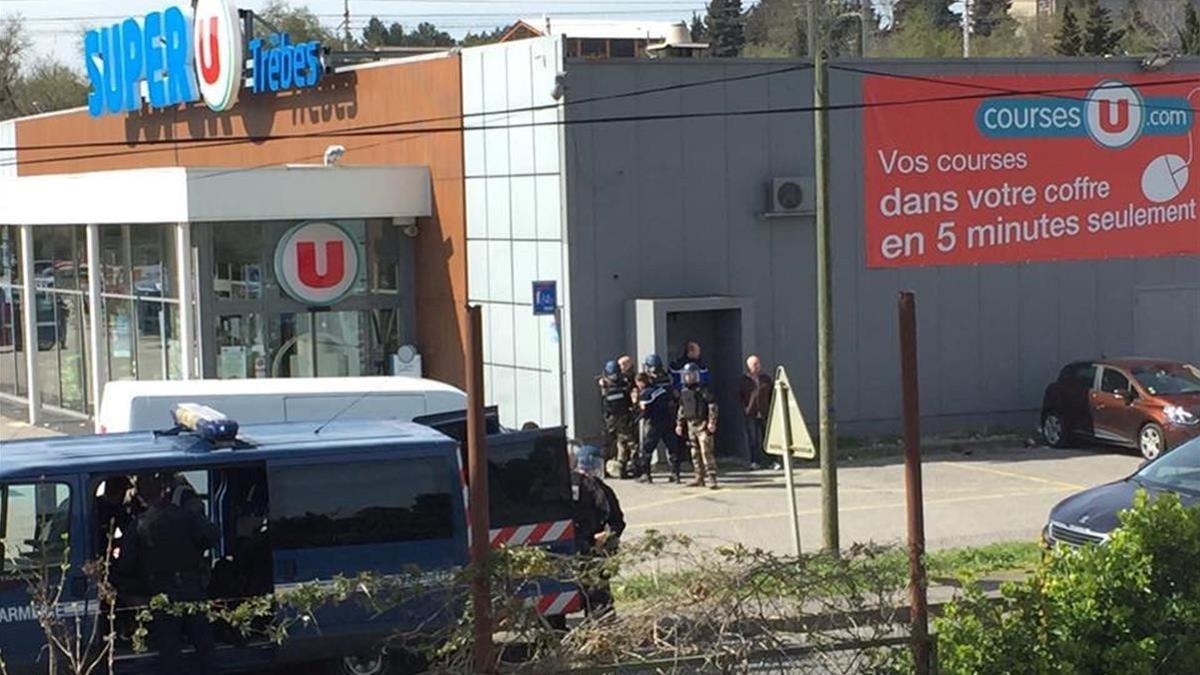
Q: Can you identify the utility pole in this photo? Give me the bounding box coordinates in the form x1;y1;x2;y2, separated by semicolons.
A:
899;291;931;675
962;0;972;58
343;0;352;50
812;0;840;553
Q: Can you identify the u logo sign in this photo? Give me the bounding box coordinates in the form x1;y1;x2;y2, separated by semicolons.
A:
1085;81;1144;149
295;241;346;289
276;222;360;305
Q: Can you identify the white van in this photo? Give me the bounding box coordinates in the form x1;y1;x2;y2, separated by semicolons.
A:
97;376;468;433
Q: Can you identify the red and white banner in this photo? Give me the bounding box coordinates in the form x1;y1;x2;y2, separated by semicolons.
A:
864;74;1200;268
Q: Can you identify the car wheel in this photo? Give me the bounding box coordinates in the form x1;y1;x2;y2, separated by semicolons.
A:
1042;411;1067;448
1139;423;1166;461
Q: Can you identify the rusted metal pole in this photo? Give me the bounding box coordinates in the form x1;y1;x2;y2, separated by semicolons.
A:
466;305;494;673
898;291;930;675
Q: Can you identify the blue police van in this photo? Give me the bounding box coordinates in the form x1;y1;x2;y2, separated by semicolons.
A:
0;406;576;675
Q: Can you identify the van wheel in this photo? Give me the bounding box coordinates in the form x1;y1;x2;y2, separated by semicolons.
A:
326;648;427;675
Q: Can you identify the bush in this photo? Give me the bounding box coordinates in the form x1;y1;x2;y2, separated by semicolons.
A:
936;490;1200;674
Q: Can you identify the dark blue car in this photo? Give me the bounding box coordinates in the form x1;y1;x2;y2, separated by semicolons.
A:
1045;436;1200;547
0;414;576;675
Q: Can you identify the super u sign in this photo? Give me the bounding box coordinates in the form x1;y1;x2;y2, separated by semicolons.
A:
275;222;362;306
84;0;325;118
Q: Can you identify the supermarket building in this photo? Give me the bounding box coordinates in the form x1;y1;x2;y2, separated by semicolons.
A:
6;8;1200;449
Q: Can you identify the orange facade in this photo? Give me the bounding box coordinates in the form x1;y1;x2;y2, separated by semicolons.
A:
15;55;469;387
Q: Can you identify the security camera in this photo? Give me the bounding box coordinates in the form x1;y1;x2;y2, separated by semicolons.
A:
323;144;346;166
402;224;420;238
551;73;567;101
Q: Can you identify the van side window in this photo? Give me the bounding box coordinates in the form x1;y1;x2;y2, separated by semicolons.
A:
0;483;71;575
269;459;454;549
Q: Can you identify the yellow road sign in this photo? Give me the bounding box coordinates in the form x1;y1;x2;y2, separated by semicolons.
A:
764;366;816;459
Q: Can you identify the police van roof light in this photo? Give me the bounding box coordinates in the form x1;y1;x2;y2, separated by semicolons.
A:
172;403;239;442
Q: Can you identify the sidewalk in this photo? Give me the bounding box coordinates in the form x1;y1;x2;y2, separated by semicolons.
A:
0;399;91;442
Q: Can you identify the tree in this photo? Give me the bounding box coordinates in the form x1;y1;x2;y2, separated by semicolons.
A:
971;0;1016;37
895;0;957;31
460;25;507;48
880;4;960;57
702;0;746;57
689;12;707;42
1054;1;1084;55
0;16;26;120
19;60;87;114
1180;2;1200;55
257;1;340;46
743;0;802;56
1120;0;1160;53
361;17;403;47
403;22;455;47
1082;0;1123;55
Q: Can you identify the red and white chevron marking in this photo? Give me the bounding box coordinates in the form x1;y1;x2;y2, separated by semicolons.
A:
530;590;582;616
489;519;574;548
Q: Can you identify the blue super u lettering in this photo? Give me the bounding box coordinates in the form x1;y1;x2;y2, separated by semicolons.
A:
249;33;324;94
975;96;1192;139
85;6;197;117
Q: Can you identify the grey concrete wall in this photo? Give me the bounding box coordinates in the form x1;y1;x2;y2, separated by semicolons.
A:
563;56;1200;443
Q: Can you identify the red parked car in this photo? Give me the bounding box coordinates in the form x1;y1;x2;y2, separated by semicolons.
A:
1041;358;1200;460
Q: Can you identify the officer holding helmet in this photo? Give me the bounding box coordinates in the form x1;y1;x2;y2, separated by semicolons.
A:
677;362;719;489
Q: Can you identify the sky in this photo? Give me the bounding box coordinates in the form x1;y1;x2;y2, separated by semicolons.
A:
0;0;714;69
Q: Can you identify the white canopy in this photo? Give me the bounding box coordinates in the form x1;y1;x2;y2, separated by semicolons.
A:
0;164;432;225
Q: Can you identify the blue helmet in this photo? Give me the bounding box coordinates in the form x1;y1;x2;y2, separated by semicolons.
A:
575;444;604;477
643;354;663;370
682;361;701;384
604;360;619;376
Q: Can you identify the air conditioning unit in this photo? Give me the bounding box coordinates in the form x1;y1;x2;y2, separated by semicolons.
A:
764;177;815;217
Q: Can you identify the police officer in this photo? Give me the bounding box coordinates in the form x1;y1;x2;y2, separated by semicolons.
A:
128;473;219;675
643;354;683;480
570;445;625;616
676;363;719;489
635;369;675;483
598;360;637;478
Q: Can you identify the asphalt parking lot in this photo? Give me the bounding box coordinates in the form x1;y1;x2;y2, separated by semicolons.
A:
610;445;1143;553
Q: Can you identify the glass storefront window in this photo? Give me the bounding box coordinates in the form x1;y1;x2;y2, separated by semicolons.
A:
131;225;175;298
0;226;26;397
106;297;135;381
367;221;400;294
212;224;264;300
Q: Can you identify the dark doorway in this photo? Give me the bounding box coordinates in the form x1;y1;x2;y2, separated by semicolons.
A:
665;309;744;457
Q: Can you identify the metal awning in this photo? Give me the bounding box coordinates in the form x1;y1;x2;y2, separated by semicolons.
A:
0;164;432;225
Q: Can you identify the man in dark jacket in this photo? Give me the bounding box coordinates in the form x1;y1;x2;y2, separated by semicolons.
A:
128;473;219;675
570;445;625;616
740;355;773;470
598;360;637;478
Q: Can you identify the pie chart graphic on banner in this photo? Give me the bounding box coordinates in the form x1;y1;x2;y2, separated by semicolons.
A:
1142;154;1190;204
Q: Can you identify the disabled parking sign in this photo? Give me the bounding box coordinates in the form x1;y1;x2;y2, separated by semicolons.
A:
532;281;557;316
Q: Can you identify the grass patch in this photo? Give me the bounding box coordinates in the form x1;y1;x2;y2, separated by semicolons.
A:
611;540;1041;603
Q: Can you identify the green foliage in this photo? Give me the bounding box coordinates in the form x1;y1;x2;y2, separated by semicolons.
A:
690;13;708;42
1180;2;1200;55
702;0;746;57
880;4;961;57
971;0;1016;37
1122;0;1162;54
937;490;1200;674
744;0;803;56
896;0;958;31
0;17;87;120
1082;0;1124;55
258;1;340;46
459;26;508;48
1054;2;1085;55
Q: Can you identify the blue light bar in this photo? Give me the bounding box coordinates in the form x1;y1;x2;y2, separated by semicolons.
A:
172;403;239;442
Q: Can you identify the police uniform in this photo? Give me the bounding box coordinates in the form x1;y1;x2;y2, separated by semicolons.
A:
637;377;676;482
649;367;684;477
599;373;637;477
678;380;719;487
128;486;220;675
570;470;625;615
